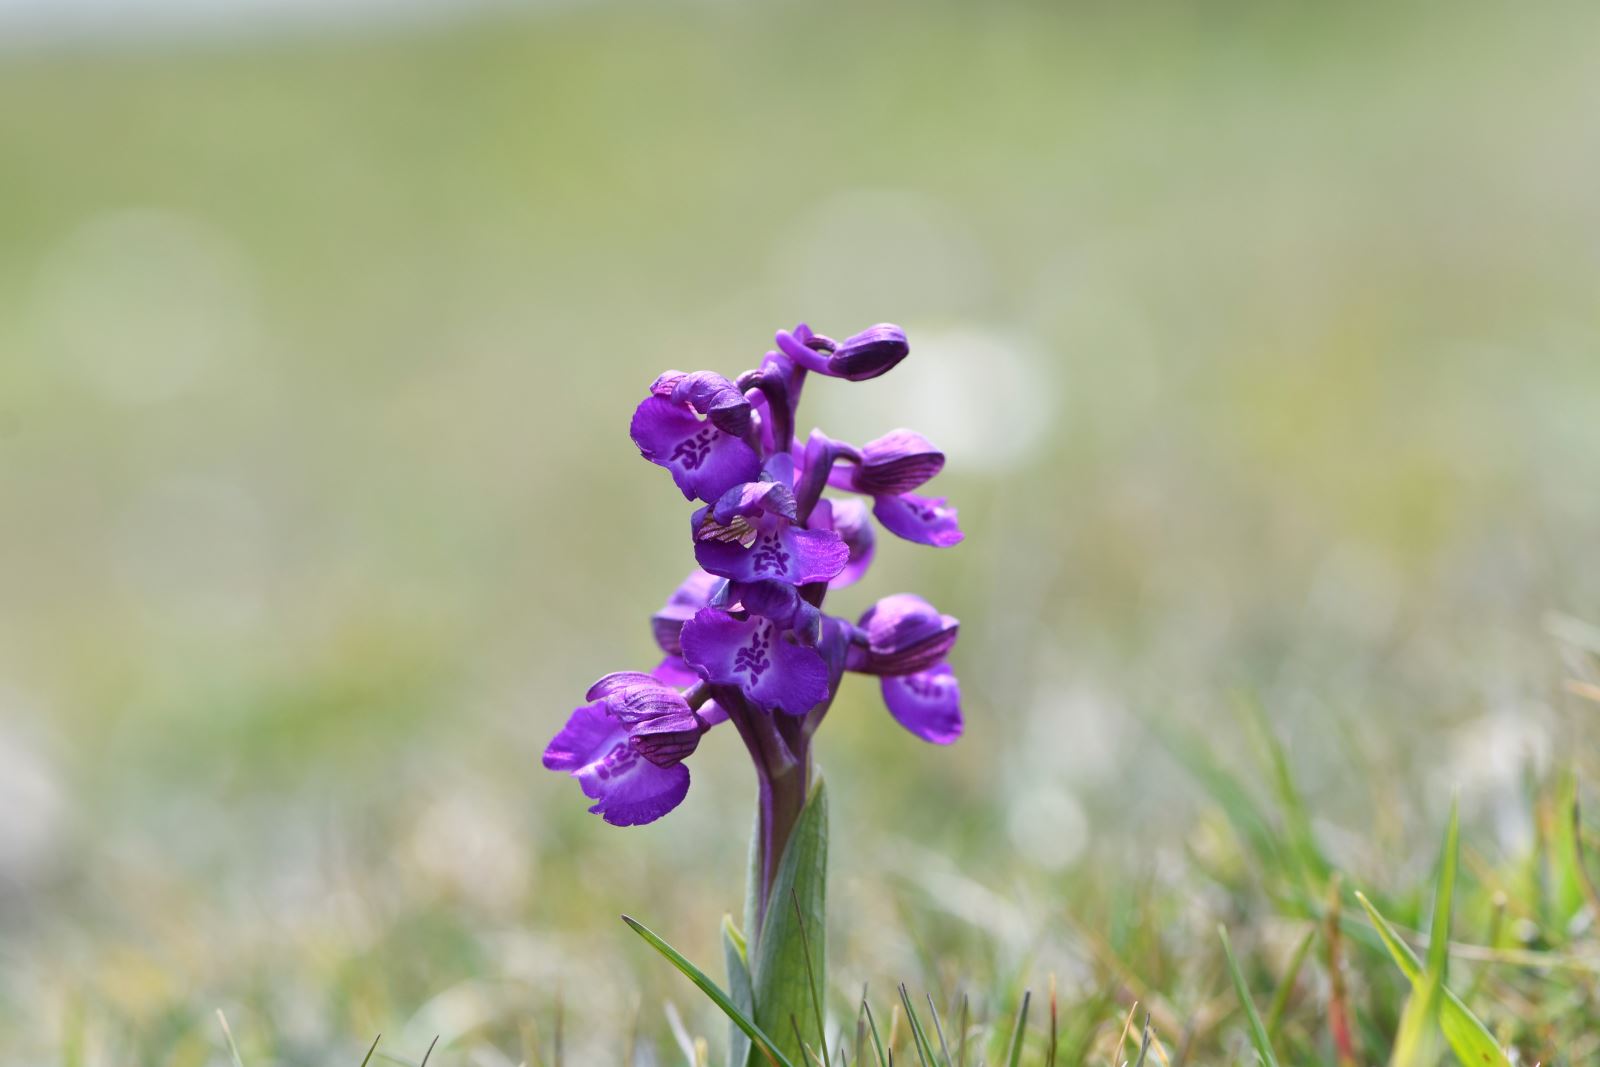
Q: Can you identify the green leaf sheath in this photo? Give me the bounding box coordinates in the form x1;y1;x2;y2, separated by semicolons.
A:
748;778;829;1067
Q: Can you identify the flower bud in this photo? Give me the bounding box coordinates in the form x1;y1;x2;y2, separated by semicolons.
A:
829;324;909;381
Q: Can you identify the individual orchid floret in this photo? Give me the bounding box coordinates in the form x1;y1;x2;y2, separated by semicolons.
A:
693;479;849;586
543;672;720;826
808;427;963;549
846;430;946;496
776;323;909;382
681;596;830;715
849;594;960;676
631;372;762;503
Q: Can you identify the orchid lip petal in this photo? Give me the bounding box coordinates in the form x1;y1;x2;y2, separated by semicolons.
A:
872;491;964;548
680;607;830;716
630;395;761;503
881;662;962;744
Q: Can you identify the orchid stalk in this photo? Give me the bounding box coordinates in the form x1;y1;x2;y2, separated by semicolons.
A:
543;322;964;1063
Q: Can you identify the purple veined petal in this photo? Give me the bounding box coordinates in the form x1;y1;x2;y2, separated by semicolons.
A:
652;570;725;655
547;702;693;825
586;671;660;701
695;513;849;585
712;480;798;524
577;741;692;826
822;496;875;588
873;491;965;548
680;607;830;716
856;593;959;676
652;654;701;687
604;683;695;728
543;700;619;772
853;429;945;496
669;370;754;437
628;710;707;767
630;395;761;503
881;662;962;744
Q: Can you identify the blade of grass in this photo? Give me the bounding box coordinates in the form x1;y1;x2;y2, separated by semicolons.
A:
1390;802;1457;1067
1131;1015;1153;1067
356;1035;382;1067
1112;1002;1137;1066
1323;876;1358;1067
216;1010;246;1067
1217;926;1281;1067
924;994;954;1067
1264;925;1315;1043
861;990;888;1067
1045;974;1057;1067
956;995;967;1067
1235;693;1331;896
895;986;934;1067
622;915;797;1067
1003;991;1030;1067
1353;893;1510;1067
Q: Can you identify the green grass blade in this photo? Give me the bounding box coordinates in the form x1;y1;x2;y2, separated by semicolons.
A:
216;1010;246;1067
1131;1015;1153;1067
1218;926;1281;1067
356;1034;382;1067
895;986;934;1067
726;916;755;1067
1392;801;1459;1065
1237;693;1332;892
1353;892;1510;1067
924;994;955;1067
1003;990;1030;1067
1264;926;1315;1042
861;990;887;1067
621;915;797;1067
1427;801;1460;984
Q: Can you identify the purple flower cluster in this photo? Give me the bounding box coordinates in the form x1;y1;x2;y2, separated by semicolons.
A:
544;323;964;828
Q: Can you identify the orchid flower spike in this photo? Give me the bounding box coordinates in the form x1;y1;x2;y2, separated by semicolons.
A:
546;321;965;825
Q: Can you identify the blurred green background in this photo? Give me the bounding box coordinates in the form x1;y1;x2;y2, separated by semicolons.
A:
3;1;1600;1061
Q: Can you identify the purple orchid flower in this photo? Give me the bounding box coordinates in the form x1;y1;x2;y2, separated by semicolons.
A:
630;371;762;503
692;478;850;586
545;319;966;927
543;671;721;826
